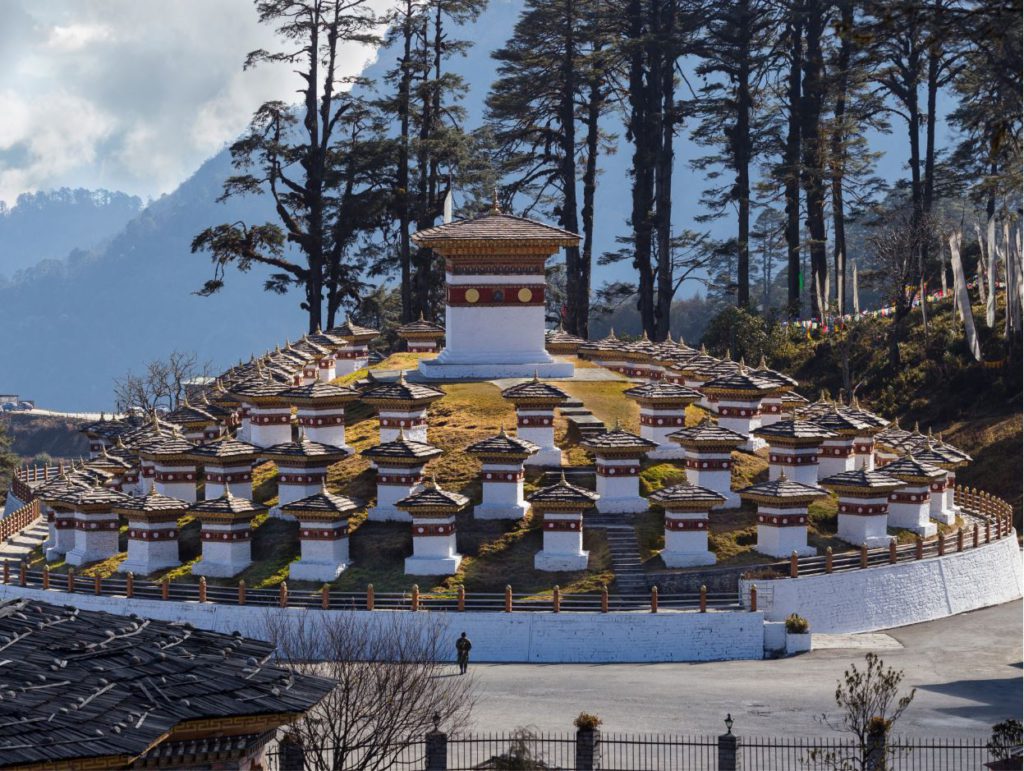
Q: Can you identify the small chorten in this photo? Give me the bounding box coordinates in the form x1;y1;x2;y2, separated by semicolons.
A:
281;482;361;582
360;371;445;444
115;487;190;574
190;485;267;578
527;471;599;572
325;316;379;375
668;418;746;508
807;406;873;479
361;430;444;521
500;375;570;467
136;429;198;502
260;431;352;518
751;355;800;427
63;486;131;567
752;419;837;486
465;425;540;520
229;379;291;448
699;361;783;450
649;482;727;567
397;312;446;353
738;473;828;559
189;435;262;501
818;469;903;548
396;478;469;576
279;381;360;451
878;455;946;537
580;421;659;514
622;380;704;459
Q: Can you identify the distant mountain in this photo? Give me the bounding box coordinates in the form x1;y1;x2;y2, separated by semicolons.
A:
0;188;143;278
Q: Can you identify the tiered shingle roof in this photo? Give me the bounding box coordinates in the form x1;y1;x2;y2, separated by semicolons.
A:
649;483;727;508
411;210;580;245
818;469;904;492
360;373;445;405
500;377;570;403
361;434;443;462
526;474;600;508
465;428;540;458
738;475;829;502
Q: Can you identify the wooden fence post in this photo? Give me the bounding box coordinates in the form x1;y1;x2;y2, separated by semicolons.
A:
457;585;465;612
552;585;561;613
2;561;8;585
161;577;169;600
504;584;512;613
238;580;246;605
601;585;609;613
749;584;758;612
915;536;924;560
699;584;707;613
790;552;799;578
67;569;75;593
973;524;979;548
825;547;833;574
18;562;26;587
985;519;991;543
411;584;419;612
126;572;134;598
321;584;330;610
42;566;50;590
889;540;897;564
956;529;964;552
650;586;659;613
938;533;945;556
367;583;375;611
860;544;869;569
198;576;207;603
93;574;101;596
278;582;288;608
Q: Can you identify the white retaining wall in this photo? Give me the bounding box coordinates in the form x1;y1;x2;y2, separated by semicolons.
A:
742;533;1023;634
0;582;765;663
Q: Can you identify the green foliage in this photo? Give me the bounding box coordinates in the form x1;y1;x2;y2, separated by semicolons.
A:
701;306;792;363
785;613;810;634
987;719;1023;762
0;422;18;493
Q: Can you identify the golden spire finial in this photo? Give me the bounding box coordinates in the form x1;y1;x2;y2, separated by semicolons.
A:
758;354;768;369
559;467;567;485
492;187;500;213
498;422;507;437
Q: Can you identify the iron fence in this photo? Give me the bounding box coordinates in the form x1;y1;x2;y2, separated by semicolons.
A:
262;731;1001;770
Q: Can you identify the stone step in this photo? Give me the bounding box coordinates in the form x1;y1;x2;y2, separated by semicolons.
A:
561;398;586;410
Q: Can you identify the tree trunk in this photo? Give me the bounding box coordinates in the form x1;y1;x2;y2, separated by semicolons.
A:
398;1;414;323
829;0;852;315
654;0;676;341
559;0;582;335
784;8;803;319
579;54;602;340
735;0;752;310
800;0;828;320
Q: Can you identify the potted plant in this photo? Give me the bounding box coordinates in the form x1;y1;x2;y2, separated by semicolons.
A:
574;712;602;769
785;613;812;654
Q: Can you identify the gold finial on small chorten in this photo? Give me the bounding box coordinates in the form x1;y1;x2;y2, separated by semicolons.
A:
758;354;768;369
491;187;500;214
498;422;507;437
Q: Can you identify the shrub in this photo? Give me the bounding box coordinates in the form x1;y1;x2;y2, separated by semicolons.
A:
785;613;810;634
574;712;603;731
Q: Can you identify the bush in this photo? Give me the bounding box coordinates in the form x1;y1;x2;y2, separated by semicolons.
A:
574;712;602;731
785;613;810;634
701;306;790;364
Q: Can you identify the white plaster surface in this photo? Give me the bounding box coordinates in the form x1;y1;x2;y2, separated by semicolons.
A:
740;532;1023;634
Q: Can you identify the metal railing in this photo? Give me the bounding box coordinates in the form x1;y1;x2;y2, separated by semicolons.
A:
262;731;1000;770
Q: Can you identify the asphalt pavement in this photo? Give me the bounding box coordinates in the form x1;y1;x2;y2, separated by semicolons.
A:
461;600;1023;739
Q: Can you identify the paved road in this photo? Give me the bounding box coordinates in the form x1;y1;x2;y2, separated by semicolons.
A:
462;600;1022;738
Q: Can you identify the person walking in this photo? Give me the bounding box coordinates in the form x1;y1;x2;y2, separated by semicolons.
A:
455;631;472;675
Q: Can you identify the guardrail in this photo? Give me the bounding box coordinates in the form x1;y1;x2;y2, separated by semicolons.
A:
0;499;40;542
10;464;65;502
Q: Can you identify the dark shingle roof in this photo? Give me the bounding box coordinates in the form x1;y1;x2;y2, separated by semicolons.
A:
701;365;781;394
738;476;829;501
751;356;799;388
818;469;904;491
580;426;659;452
190;488;266;516
260;435;351;461
0;598;332;769
465;429;540;457
752;419;838;441
500;377;570;402
668;421;746;446
649;483;727;507
136;432;196;458
360;374;445;404
63;486;132;509
281;486;361;515
189;435;262;461
411;210;579;245
396;481;470;511
230;379;290;400
807;406;872;434
545;325;585;347
114;487;190;514
622;381;704;402
278;381;360;403
163;401;218;425
527;475;600;507
398;315;445;335
326;317;379;339
361;434;443;461
881;455;947;480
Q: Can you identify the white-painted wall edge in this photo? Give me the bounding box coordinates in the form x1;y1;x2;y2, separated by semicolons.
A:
741;533;1023;634
0;583;766;663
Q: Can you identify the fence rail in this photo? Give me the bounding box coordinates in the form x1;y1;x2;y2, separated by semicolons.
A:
263;731;1002;770
0;499;40;542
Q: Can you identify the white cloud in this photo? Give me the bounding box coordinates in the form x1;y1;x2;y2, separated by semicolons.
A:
0;0;384;204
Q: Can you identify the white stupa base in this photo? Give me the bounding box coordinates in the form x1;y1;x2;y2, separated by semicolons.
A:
269;507;296;521
65;548;115;567
404;554;462;576
289;559;347;583
474;502;530;520
418;356;573;381
888;505;937;537
930;509;957;526
660;550;716;568
756;544;817;559
118;557;180;576
595;497;650;515
192;558;252;578
534;550;589;572
45;545;67;562
740;437;766;452
646;445;686;460
367;505;412;523
524;448;564;468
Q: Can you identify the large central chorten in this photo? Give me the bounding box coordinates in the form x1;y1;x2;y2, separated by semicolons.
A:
411;204;578;380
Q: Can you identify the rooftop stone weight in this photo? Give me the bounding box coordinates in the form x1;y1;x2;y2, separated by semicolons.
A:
411;205;578;380
281;484;361;582
114;488;190;575
465;427;540;520
580;423;658;514
752;419;837;486
190;487;267;578
360;372;444;444
738;474;829;559
396;479;469;576
668;419;746;508
818;469;903;548
500;376;570;467
362;431;443;522
623;380;704;459
527;472;599;572
649;482;727;567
